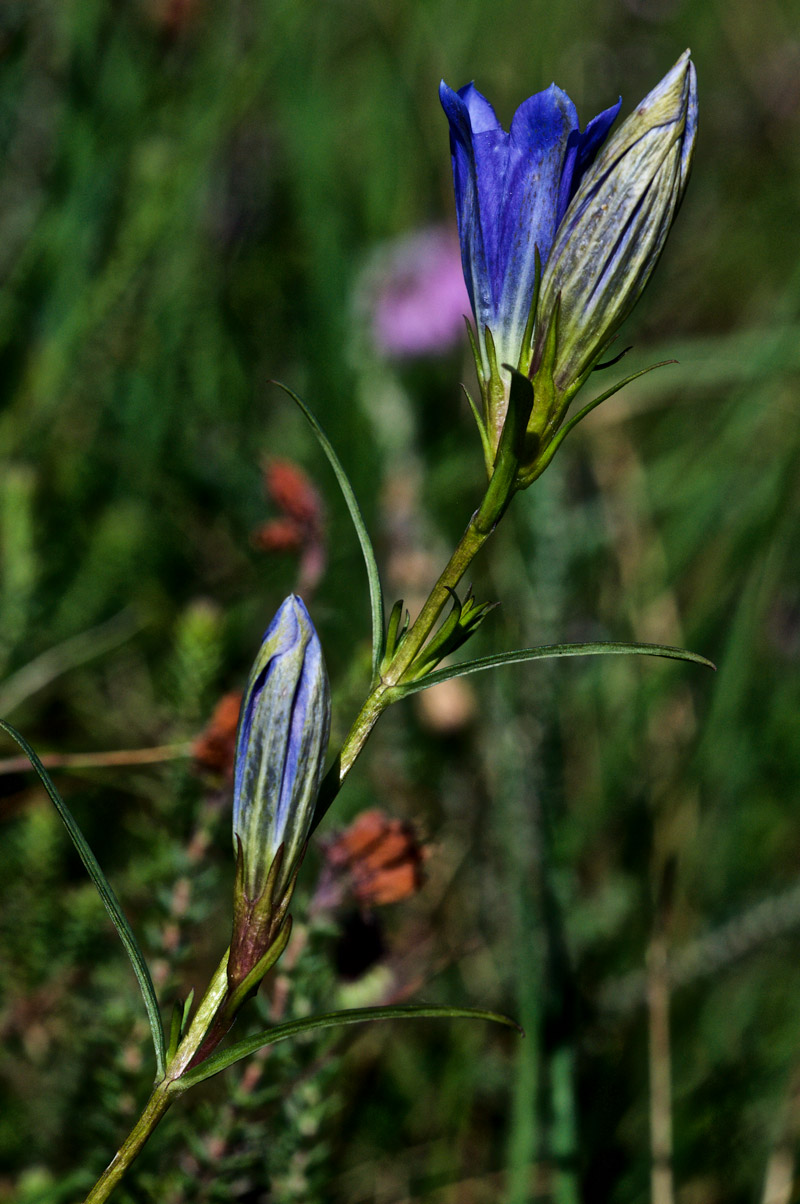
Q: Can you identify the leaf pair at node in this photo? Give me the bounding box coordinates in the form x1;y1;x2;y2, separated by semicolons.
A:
396;588;497;683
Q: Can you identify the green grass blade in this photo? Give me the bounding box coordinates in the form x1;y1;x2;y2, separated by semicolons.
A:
389;641;716;698
175;1003;522;1091
0;607;141;717
0;720;166;1078
274;381;385;683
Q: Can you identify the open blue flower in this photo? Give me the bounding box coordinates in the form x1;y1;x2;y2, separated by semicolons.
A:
440;77;620;431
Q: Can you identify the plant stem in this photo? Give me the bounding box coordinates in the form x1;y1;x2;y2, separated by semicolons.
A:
647;932;674;1204
312;491;501;832
82;1080;174;1204
82;474;507;1200
82;952;231;1204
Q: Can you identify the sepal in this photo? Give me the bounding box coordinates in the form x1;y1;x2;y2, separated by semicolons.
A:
166;991;195;1068
380;599;410;674
476;368;534;532
228;841;300;1001
527;292;561;444
227;917;293;1016
518;358;676;488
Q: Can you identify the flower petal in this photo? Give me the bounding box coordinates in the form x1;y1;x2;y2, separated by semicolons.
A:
680;60;698;187
556;97;622;224
493;84;578;361
439;81;508;329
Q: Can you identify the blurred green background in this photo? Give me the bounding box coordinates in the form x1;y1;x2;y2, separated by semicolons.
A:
1;1;800;1201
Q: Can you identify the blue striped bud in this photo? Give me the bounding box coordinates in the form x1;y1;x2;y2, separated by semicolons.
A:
232;595;330;904
531;52;697;423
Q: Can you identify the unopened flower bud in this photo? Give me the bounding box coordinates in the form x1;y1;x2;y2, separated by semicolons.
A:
533;51;697;410
232;595;330;904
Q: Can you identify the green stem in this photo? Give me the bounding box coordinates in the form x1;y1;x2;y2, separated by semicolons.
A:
82;951;231;1204
312;489;502;832
82;471;510;1201
82;1080;174;1204
385;494;500;686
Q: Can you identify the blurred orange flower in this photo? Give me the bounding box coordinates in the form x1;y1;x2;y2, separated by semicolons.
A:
324;808;426;907
192;690;242;778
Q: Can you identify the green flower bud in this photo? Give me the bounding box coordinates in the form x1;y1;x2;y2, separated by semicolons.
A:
531;51;697;422
227;596;330;997
233;595;330;904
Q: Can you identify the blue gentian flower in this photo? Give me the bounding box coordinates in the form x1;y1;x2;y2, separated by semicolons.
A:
440;76;620;443
232;595;330;903
441;54;697;479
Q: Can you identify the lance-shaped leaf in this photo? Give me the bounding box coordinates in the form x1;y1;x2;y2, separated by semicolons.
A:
173;1003;522;1092
274;382;385;683
386;640;715;700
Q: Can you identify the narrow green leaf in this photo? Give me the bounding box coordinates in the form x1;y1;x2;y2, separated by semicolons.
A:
475;370;534;533
273;381;385;684
167;988;198;1065
382;598;407;667
175;1004;521;1091
0;720;166;1078
181;989;195;1034
517;244;542;378
388;641;716;699
0;607;140;717
407;589;463;679
167;1001;183;1065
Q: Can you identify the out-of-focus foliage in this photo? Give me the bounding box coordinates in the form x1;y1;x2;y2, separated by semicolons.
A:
1;1;799;1201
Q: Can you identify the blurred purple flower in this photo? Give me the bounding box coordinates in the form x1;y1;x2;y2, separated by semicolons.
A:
358;226;471;359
